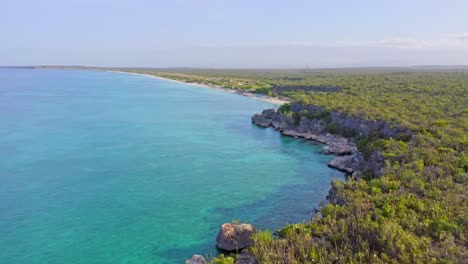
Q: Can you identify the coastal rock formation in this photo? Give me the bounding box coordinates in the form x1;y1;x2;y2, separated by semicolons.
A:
280;130;357;153
216;223;256;251
252;102;412;140
322;140;357;156
251;109;275;127
288;103;413;139
185;255;207;264
252;102;412;177
327;155;358;173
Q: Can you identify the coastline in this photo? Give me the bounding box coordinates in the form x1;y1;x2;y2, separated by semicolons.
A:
26;67;465;263
111;70;350;262
108;70;290;106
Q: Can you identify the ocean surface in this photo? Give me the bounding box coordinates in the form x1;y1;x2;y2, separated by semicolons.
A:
0;69;344;263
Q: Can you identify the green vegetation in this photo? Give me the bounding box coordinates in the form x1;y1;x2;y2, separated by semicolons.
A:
128;69;276;93
211;254;235;264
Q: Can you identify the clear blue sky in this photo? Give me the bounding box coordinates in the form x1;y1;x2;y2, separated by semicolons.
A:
2;0;468;67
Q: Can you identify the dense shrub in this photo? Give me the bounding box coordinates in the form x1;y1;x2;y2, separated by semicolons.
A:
278;103;291;114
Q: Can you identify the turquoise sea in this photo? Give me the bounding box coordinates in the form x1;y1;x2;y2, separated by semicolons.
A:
0;69;344;263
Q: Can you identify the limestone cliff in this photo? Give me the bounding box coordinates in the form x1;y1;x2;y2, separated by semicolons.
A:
252;102;413;178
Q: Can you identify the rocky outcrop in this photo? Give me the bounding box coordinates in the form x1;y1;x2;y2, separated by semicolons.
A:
327;155;358;173
185;255;207;264
279;131;357;154
216;223;256;252
322;141;357;156
288;103;413;139
252;102;411;178
253;103;412;140
251;109;275;127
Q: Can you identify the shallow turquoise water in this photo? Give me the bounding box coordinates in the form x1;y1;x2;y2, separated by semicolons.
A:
0;69;344;263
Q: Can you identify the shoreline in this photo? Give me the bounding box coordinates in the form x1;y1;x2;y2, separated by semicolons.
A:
108;70;290;106
112;70;350;261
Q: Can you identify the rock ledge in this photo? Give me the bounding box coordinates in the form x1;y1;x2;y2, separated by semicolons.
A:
216;223;256;252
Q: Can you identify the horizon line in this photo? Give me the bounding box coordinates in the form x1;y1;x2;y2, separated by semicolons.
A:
2;64;468;71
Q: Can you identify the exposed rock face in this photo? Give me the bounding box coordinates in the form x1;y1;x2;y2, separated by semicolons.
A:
322;139;357;156
327;155;358;173
185;255;207;264
251;102;411;178
251;109;275;127
216;223;256;252
252;102;412;140
289;103;413;139
279;130;356;152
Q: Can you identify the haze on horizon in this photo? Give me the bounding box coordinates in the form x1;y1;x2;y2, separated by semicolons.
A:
2;0;468;68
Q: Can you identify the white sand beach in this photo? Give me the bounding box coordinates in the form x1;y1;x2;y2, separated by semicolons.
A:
109;70;289;106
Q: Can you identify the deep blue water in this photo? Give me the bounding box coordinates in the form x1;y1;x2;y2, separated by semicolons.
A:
0;69;344;263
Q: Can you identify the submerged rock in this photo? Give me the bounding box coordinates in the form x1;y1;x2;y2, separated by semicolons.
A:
185;254;207;264
216;223;256;251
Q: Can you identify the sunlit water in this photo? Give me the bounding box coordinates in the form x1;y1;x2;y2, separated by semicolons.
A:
0;69;344;263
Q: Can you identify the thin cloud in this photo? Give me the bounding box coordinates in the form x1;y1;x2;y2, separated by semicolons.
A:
236;33;468;50
447;33;468;42
371;34;468;49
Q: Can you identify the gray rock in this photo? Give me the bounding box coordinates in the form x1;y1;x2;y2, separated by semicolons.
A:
327;155;356;174
323;143;357;156
251;109;276;127
261;109;276;119
216;223;256;251
289;102;413;140
185;254;207;264
251;114;271;127
282;130;301;138
272;113;295;131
